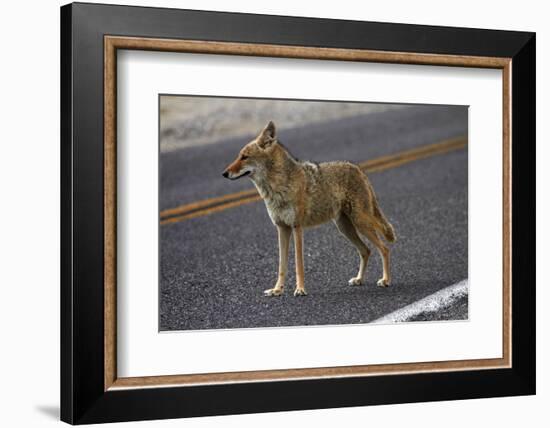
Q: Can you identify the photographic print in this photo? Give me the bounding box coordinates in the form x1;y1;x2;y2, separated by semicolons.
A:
159;96;468;331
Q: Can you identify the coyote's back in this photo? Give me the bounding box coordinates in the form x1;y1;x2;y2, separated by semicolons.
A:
300;160;396;242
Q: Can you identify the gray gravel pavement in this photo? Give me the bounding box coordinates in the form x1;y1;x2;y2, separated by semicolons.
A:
159;105;468;331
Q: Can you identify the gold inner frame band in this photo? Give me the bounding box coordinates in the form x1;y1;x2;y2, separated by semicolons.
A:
104;35;512;391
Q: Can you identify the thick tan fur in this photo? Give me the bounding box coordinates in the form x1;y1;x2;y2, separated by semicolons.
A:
223;121;396;296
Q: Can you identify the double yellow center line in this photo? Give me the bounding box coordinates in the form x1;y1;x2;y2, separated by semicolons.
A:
160;136;467;226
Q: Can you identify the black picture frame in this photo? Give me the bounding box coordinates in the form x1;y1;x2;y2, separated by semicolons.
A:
61;2;535;424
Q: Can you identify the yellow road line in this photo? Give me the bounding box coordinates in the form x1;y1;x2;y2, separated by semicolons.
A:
161;195;262;225
358;137;468;172
160;136;467;226
161;188;257;218
359;137;467;172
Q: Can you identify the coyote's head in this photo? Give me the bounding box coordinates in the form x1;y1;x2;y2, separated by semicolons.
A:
222;121;282;180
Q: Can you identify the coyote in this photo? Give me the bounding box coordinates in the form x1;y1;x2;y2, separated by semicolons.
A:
222;121;396;296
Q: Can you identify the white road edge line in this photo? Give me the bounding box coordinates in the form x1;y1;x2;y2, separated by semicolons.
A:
372;279;469;324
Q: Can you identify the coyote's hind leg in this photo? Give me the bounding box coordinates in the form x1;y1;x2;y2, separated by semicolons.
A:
334;214;371;286
350;214;391;287
293;226;307;296
362;227;391;287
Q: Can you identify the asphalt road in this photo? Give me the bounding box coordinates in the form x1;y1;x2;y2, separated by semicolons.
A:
159;105;468;331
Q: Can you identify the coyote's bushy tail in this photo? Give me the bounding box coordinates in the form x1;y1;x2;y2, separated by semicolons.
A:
373;203;396;243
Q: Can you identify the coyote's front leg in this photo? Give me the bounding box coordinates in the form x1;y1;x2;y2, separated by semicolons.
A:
264;225;291;296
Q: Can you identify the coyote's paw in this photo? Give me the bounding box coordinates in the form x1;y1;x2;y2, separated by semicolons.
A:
348;277;364;286
293;288;308;296
377;278;390;288
264;287;284;297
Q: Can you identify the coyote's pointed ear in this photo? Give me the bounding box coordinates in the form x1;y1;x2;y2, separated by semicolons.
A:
257;121;276;149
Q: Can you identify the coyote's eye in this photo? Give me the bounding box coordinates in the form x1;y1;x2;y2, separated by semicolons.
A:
241;155;249;161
